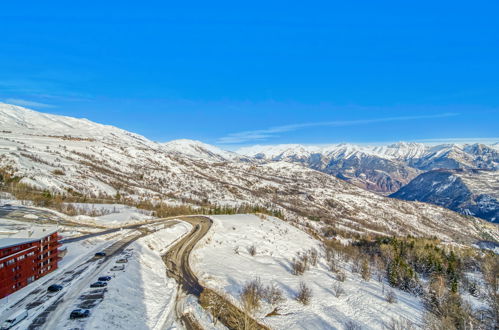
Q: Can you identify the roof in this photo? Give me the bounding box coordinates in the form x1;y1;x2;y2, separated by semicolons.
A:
0;225;57;249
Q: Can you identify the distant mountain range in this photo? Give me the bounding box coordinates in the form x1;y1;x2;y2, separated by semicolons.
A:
237;142;499;194
1;102;497;243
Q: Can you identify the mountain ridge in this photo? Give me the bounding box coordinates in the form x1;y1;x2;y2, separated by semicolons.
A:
0;103;497;244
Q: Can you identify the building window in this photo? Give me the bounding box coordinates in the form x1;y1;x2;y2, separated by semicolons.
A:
6;259;15;265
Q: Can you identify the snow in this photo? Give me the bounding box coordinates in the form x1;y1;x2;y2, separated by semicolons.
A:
0;102;497;243
68;203;155;227
161;139;244;162
192;214;424;329
82;221;191;330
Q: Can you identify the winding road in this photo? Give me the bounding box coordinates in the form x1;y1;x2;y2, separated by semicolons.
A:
163;216;212;297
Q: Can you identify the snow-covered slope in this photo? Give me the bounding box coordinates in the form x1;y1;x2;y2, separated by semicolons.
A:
161;139;249;162
391;169;499;223
192;214;424;329
0;103;497;243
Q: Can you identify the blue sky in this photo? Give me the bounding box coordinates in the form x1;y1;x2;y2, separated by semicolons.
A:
0;1;498;148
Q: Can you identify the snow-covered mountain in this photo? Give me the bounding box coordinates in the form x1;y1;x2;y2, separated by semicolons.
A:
237;142;499;194
391;169;499;223
161;139;249;162
0;103;497;243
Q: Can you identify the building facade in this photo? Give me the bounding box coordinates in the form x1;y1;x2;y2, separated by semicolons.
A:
0;230;59;299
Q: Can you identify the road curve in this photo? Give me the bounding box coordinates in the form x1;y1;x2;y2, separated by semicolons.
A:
163;216;212;296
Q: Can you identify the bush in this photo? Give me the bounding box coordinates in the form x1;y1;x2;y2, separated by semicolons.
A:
308;248;319;266
386;289;397;303
240;278;264;313
344;320;362;330
295;281;312;305
247;244;257;256
384;317;415;330
336;271;346;282
361;259;371;281
332;282;344;298
291;252;309;275
262;283;285;306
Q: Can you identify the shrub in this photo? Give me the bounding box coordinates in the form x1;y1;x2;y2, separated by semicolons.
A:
52;169;65;175
386;289;397;303
247;244;257;256
343;320;362;330
329;257;338;273
291;252;309;275
308;248;319;266
240;278;264;313
361;259;371;281
295;281;312;305
332;282;344;298
336;271;346;282
384;317;415;330
262;283;285;306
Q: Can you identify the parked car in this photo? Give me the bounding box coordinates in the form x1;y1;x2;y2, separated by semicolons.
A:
110;265;125;271
69;309;90;319
116;258;128;263
1;310;28;329
90;281;108;288
98;276;112;281
94;252;106;258
47;284;63;292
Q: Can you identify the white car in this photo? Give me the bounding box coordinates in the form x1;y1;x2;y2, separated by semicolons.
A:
1;310;28;329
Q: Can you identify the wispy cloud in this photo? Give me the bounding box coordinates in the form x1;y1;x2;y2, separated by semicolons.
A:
217;113;459;144
3;98;55;109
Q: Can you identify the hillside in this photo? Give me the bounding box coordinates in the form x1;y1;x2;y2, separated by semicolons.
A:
391;169;499;223
0;103;498;244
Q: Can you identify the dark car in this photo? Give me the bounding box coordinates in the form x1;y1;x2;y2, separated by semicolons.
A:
98;276;112;282
47;284;63;292
90;281;107;288
94;252;106;257
69;309;90;319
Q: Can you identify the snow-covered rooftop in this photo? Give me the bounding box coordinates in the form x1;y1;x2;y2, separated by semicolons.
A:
0;224;57;249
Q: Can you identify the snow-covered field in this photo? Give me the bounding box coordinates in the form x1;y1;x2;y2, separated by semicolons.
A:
67;203;154;227
82;221;192;330
192;214;424;329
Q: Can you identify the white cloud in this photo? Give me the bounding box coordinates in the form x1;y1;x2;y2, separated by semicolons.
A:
3;98;55;109
217;113;459;144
